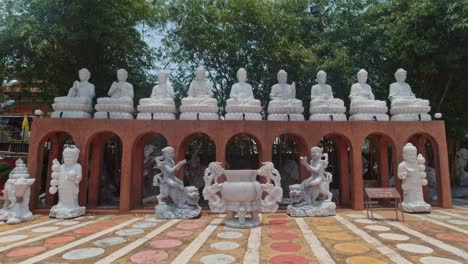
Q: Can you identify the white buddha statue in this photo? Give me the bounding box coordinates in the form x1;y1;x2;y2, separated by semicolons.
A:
51;68;95;118
225;68;262;120
267;70;304;121
180;66;219;120
309;70;346;121
349;69;389;121
137;70;176;120
94;68;134;119
388;68;431;120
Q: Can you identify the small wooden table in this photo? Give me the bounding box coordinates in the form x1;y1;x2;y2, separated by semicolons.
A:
365;187;404;222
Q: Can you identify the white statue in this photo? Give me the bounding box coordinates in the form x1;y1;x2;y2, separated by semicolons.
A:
225;68;262;120
349;69;389;121
267;70;304;121
456;148;468;186
94;68;134;119
180;66;219;120
52;68;95;118
137;70;177;120
49;145;86;218
389;68;431;121
153;146;201;219
203;162;282;228
0;159;35;224
287;147;335;216
398;143;431;213
309;70;346;121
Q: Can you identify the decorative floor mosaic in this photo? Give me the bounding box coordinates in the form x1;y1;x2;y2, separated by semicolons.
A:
0;207;467;263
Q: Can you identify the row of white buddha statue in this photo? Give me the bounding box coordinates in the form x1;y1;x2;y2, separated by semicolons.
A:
51;67;432;121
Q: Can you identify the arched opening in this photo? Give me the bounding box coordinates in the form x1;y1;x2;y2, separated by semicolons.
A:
409;134;440;206
225;133;260;170
361;134;395;188
272;134;307;199
87;132;122;209
318;134;352;207
182;133;216;207
37;132;75;209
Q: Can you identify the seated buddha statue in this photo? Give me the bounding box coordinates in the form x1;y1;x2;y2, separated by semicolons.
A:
309;70;346;121
388;68;431;121
51;68;95;118
225;68;262;120
348;69;388;121
137;70;176;120
180;66;219;120
94;68;134;119
267;70;304;121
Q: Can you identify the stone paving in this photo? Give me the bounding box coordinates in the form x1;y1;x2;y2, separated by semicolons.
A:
0;207;467;263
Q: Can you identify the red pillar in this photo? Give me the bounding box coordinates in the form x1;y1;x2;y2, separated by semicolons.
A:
87;135;107;208
378;137;390;188
119;138;134;213
337;139;350;207
351;140;364;210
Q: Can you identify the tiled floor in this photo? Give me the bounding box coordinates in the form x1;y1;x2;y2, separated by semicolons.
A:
0;207;467;263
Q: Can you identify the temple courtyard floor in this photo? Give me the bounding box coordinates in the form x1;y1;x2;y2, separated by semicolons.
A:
0;203;467;263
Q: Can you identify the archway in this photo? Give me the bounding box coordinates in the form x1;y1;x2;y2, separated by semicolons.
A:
37;132;74;209
361;134;395;188
319;134;352;207
87;132;122;209
225;133;260;170
272;134;307;198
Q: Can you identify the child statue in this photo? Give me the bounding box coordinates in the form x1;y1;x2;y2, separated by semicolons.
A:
0;159;35;224
49;145;86;219
153;146;201;219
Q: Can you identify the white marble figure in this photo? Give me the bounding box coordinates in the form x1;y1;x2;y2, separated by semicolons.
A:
203;161;282;228
52;68;95;118
267;70;304;121
309;70;346;121
0;159;35;224
49;145;86;218
456;148;468;186
398;143;431;213
153;146;201;219
137;70;177;120
180;66;219;120
349;69;389;121
389;68;431;121
225;68;262;120
287;147;336;216
94;68;134;119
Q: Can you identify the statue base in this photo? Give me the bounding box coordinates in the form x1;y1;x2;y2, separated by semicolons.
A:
309;113;347;121
401;202;431;213
49;205;86;219
180;112;219;120
51;111;92;119
137;112;176;120
225;217;261;229
391;113;431;121
0;210;33;225
350;113;389;121
155;203;201;219
94;111;134;119
267;113;304;121
287;200;336;217
225;112;262;120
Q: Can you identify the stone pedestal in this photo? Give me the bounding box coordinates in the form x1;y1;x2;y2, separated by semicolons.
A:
287;200;336;217
180;105;219;120
350;106;389;121
309;106;347;121
49;205;86;219
155;203;201;219
136;104;176;120
225;105;262;120
52;104;93;119
94;104;134;119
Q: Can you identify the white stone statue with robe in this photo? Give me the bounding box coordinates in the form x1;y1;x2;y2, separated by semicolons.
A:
94;68;134;119
267;70;304;121
309;70;346;121
52;68;95;118
180;66;219;120
154;146;201;219
349;69;389;121
287;147;336;216
225;68;262;120
49;145;86;218
389;68;431;121
0;159;35;224
398;143;431;213
137;70;177;120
